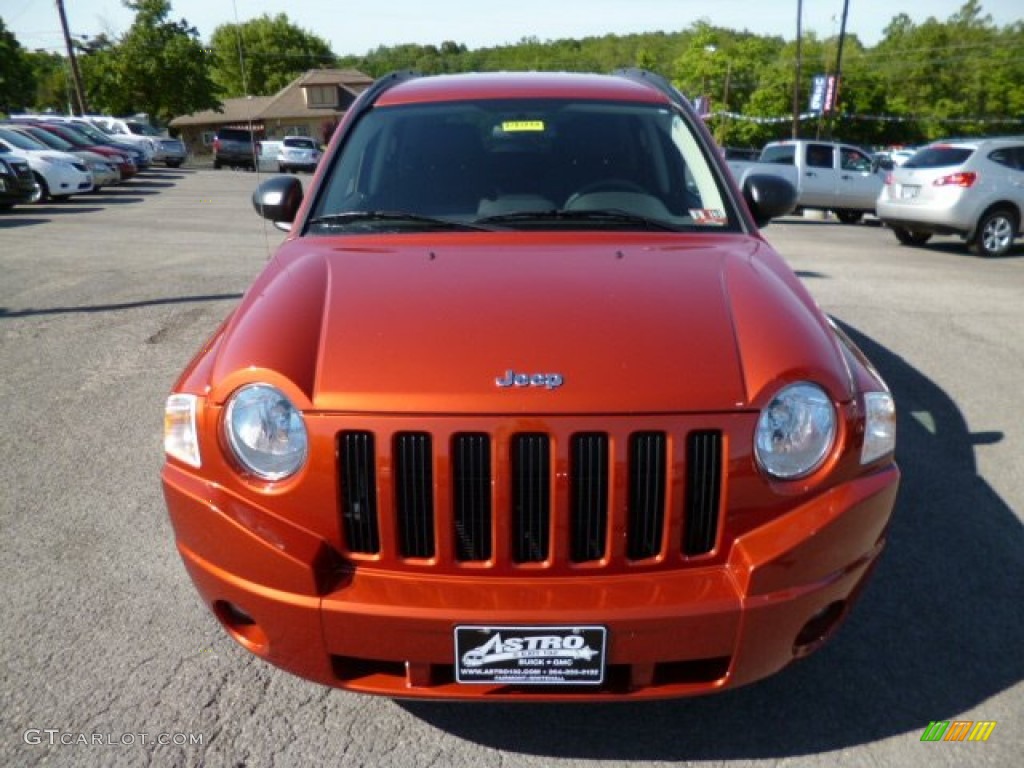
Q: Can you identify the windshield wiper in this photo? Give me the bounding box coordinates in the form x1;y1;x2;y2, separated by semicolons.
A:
306;210;493;232
473;208;683;231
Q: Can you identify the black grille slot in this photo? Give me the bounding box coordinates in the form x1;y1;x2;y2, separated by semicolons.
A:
394;432;435;558
627;432;667;560
511;434;550;563
684;430;722;556
570;433;609;562
452;433;492;561
338;431;380;553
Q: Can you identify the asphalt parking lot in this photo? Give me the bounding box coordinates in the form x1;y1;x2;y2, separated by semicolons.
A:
1;168;1021;768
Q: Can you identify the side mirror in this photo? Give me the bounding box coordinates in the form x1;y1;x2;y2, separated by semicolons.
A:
252;176;303;231
742;173;798;228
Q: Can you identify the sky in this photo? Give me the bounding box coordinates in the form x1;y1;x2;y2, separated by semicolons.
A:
2;0;1020;57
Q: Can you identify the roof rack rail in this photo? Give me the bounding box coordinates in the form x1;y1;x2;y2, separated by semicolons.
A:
612;68;694;114
346;70;420;124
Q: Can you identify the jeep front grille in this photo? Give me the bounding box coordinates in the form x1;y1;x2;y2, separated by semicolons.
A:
336;424;724;570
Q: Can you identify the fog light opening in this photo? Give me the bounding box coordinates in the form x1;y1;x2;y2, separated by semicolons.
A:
213;600;269;655
793;601;846;658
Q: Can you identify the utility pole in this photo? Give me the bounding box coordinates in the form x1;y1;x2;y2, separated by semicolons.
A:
829;0;851;138
792;0;803;139
55;0;89;115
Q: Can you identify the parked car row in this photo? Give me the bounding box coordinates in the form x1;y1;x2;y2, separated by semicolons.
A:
727;136;1024;257
6;113;188;169
0;116;187;210
87;115;187;167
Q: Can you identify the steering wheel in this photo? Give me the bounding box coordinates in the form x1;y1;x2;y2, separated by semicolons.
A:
568;179;648;202
565;179;651;209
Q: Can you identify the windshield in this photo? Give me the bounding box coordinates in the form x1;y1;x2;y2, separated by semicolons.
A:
43;125;91;147
128;122;162;136
69;122;111;143
0;128;47;150
309;98;735;234
19;127;73;151
284;137;317;149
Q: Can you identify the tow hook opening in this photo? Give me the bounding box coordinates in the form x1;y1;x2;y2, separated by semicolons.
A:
793;600;847;658
214;600;269;655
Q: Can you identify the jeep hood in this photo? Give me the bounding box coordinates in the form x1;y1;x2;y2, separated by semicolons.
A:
209;233;851;413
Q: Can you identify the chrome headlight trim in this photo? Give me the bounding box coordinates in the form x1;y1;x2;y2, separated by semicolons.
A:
755;382;837;480
223;383;308;481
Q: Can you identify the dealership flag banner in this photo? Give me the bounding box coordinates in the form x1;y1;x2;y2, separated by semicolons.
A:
809;75;839;114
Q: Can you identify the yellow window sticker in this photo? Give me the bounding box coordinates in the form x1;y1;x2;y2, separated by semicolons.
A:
501;120;545;132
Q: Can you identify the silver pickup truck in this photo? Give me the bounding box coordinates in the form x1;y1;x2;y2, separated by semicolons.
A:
728;139;886;224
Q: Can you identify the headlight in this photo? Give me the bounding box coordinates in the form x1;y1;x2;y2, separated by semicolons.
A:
755;382;836;479
861;392;896;464
224;384;308;481
164;394;201;467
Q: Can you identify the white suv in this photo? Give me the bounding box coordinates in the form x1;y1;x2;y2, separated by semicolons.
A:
877;138;1024;257
274;136;321;173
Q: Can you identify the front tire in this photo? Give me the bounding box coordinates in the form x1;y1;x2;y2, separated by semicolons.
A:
969;208;1017;257
30;173;47;203
835;210;863;225
892;226;932;246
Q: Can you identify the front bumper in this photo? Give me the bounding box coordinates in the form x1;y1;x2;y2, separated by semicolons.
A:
43;166;93;196
163;463;898;700
154;143;187;164
0;174;38;206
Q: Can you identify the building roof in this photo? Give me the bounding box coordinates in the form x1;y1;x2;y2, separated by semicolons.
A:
169;96;274;128
170;69;373;128
260;69;373;121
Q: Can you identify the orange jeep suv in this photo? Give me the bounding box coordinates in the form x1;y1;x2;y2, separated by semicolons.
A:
162;70;899;700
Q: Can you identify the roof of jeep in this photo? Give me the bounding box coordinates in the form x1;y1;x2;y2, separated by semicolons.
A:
374;72;670;107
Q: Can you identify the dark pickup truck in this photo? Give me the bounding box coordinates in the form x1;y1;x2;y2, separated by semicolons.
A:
212;127;260;170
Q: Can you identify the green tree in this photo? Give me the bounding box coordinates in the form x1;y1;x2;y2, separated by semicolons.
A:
209;14;335;97
0;17;36;114
24;50;72;113
79;0;218;124
334;3;1024;146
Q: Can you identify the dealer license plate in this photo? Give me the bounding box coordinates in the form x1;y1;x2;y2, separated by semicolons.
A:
455;626;607;685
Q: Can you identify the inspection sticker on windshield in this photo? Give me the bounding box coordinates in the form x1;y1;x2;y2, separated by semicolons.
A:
690;208;727;225
455;626;606;685
500;120;546;132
